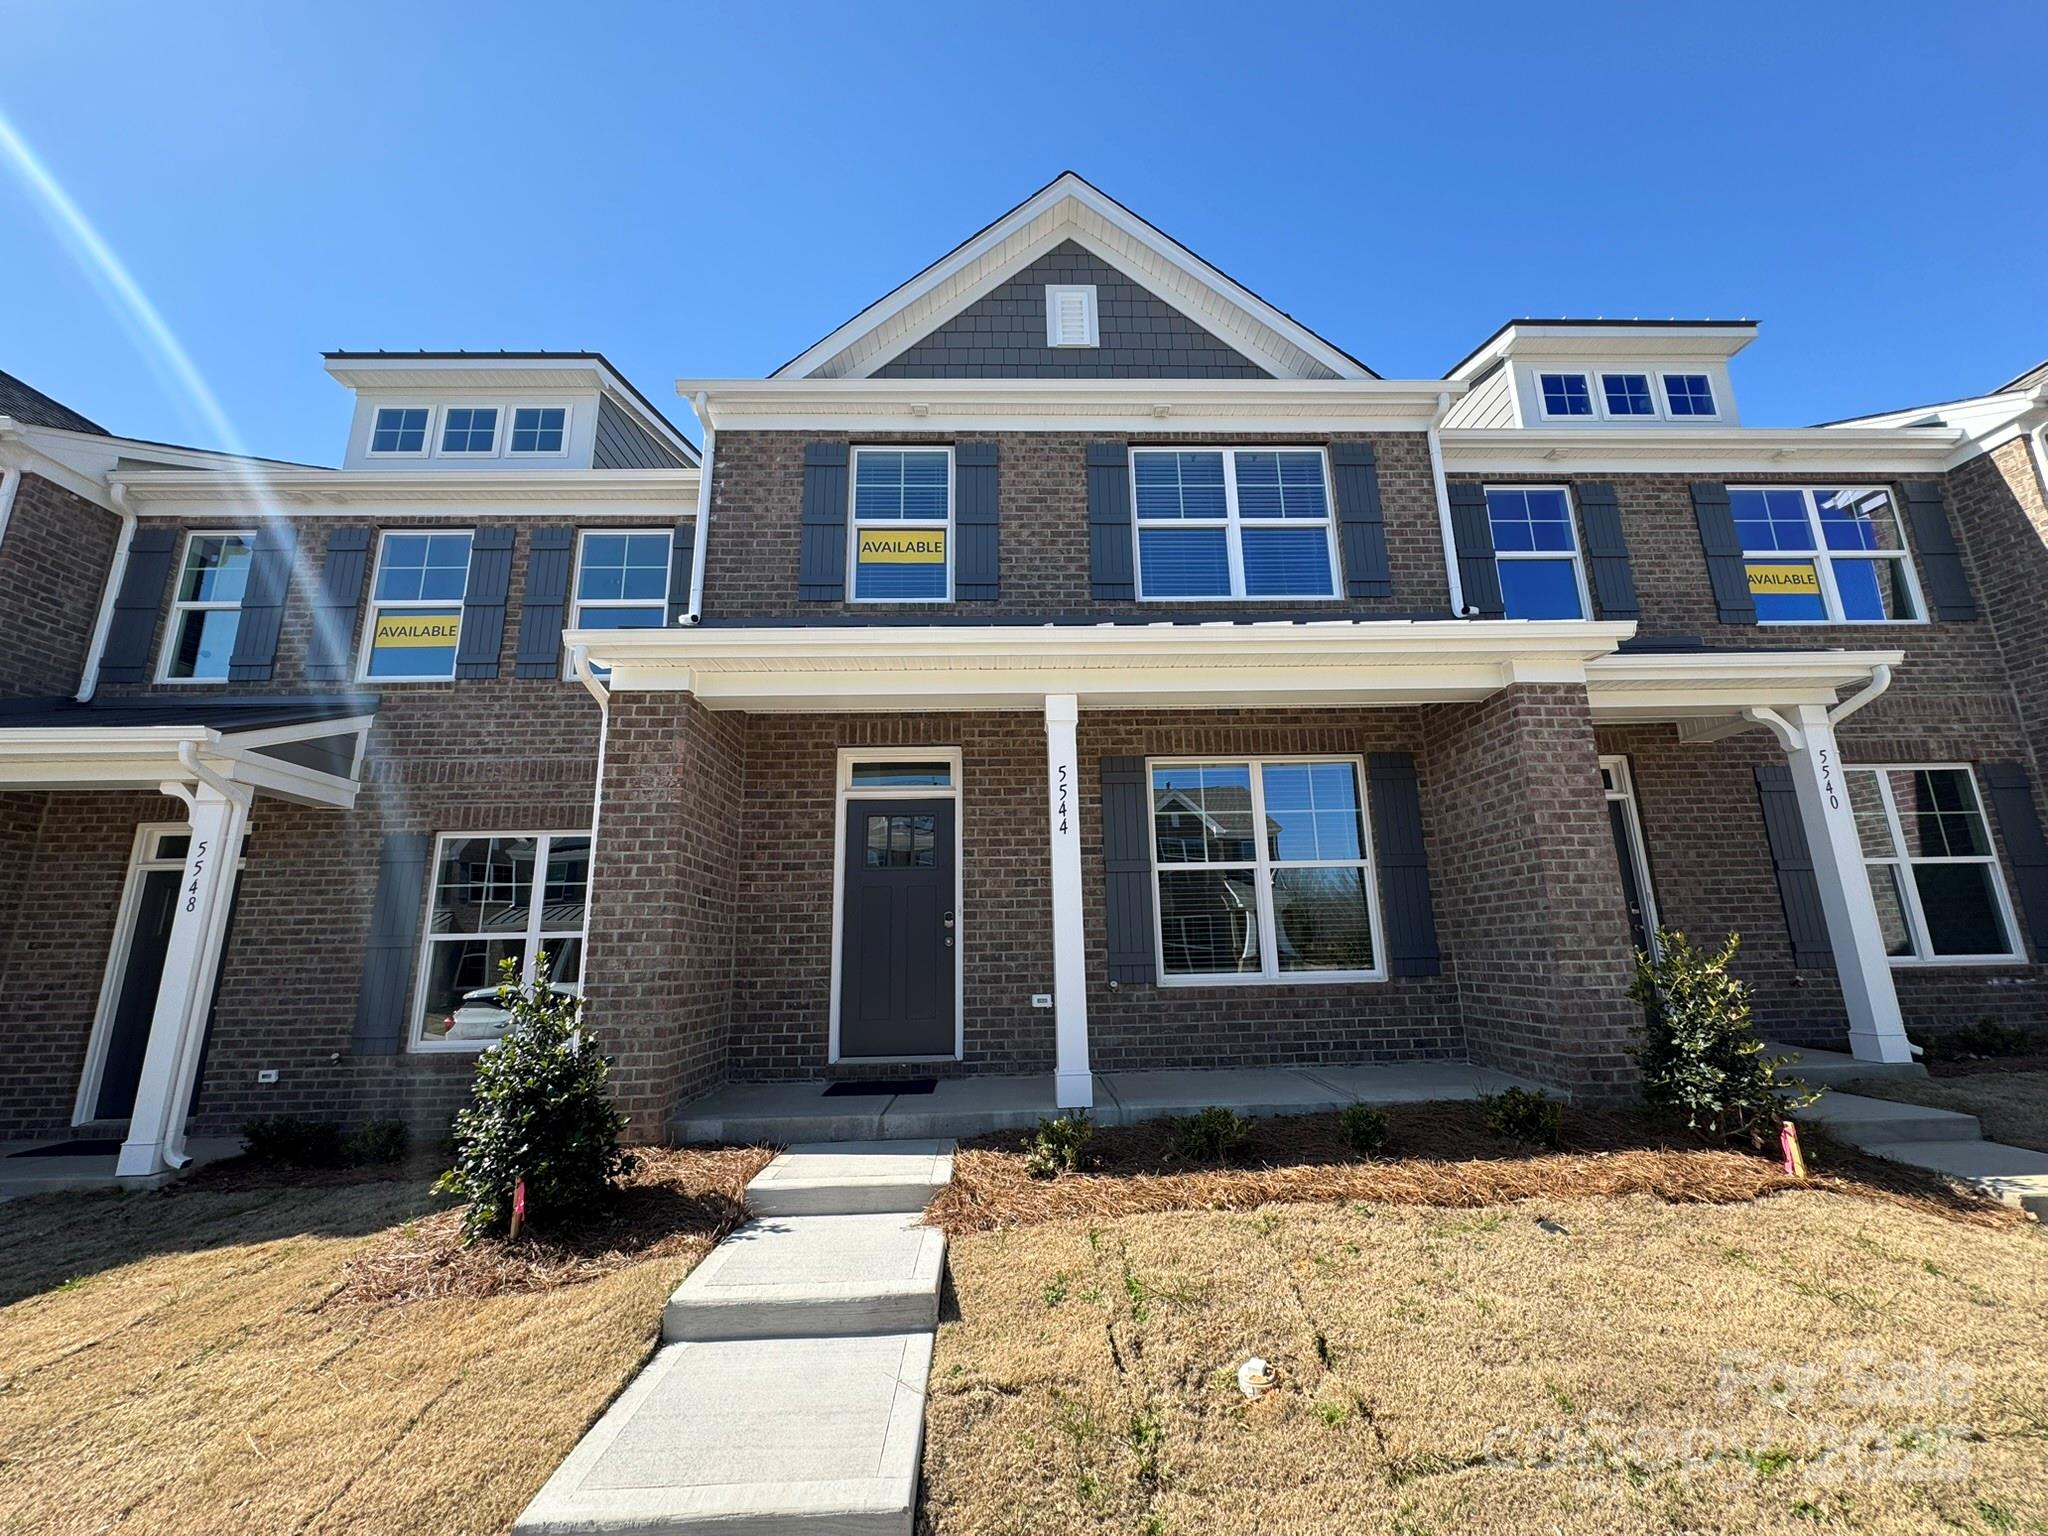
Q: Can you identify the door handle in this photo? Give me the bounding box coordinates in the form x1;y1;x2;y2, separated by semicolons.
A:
942;911;955;929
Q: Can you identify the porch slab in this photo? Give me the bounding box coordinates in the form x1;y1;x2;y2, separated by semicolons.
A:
0;1136;242;1201
663;1212;945;1341
1794;1091;1982;1145
1770;1043;1928;1091
744;1141;955;1217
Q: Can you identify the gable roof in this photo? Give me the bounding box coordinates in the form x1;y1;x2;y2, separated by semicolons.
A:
772;172;1375;382
0;368;108;435
1996;357;2048;393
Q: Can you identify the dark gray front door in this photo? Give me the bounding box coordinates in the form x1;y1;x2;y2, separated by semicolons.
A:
1609;800;1654;959
96;869;180;1120
839;797;956;1059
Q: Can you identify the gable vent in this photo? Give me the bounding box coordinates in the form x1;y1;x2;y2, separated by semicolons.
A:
1045;284;1099;348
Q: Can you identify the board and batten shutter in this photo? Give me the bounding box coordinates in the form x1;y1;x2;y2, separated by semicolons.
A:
1087;442;1135;600
226;522;299;681
1331;442;1392;599
1691;482;1757;625
798;441;850;602
454;526;515;679
513;525;574;678
1900;480;1977;621
1100;755;1157;984
1367;752;1442;976
1754;763;1831;967
351;832;432;1056
98;526;180;685
1573;481;1640;621
665;522;695;625
303;527;371;682
1982;762;2048;954
953;440;1000;601
1445;481;1504;617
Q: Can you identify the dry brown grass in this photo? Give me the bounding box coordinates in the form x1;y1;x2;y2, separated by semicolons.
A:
928;1103;2019;1237
1845;1071;2048;1155
922;1192;2048;1536
0;1144;771;1536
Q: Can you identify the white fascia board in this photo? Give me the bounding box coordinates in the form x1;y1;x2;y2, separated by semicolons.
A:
111;466;698;511
0;429;117;506
1447;322;1758;382
1585;648;1904;719
0;724;358;807
1441;426;1960;475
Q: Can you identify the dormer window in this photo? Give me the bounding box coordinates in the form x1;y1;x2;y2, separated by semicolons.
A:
440;407;498;455
1663;373;1718;417
1045;284;1099;349
1601;373;1656;417
370;406;429;455
510;406;568;454
1537;373;1593;417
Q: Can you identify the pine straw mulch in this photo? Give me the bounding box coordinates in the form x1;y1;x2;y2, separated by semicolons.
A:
927;1101;2025;1236
332;1143;777;1308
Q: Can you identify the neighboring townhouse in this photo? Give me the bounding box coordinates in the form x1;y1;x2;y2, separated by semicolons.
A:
1;172;2043;1174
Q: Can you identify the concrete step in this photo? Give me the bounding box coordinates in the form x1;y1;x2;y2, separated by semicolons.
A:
1795;1091;1981;1146
744;1140;954;1217
664;1213;945;1341
1771;1044;1928;1091
513;1332;932;1536
1855;1139;2048;1221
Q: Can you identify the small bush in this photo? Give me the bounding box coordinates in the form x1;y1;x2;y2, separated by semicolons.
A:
1631;929;1815;1146
241;1115;347;1168
346;1118;410;1166
1480;1087;1561;1147
1340;1103;1389;1156
1923;1019;2041;1063
436;954;636;1239
1025;1112;1094;1177
1174;1106;1253;1164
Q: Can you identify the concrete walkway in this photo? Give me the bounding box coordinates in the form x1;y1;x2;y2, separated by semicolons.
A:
514;1141;953;1536
0;1136;242;1201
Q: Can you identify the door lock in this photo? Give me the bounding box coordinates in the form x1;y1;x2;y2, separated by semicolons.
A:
942;911;955;929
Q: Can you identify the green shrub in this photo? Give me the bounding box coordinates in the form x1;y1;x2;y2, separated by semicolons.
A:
241;1115;347;1168
1479;1087;1561;1147
1025;1112;1094;1177
1340;1103;1389;1156
1630;929;1815;1146
1174;1106;1253;1164
436;955;635;1239
1923;1019;2041;1063
346;1117;410;1166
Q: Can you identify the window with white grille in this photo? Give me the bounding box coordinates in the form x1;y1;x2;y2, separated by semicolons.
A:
1045;284;1099;348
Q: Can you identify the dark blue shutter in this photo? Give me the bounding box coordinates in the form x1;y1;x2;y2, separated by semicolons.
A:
455;526;515;679
953;440;999;601
1446;482;1503;618
1755;763;1830;968
1368;753;1442;976
1983;762;2048;955
1692;482;1757;625
1100;756;1156;984
1331;442;1391;599
226;523;299;681
98;527;179;685
351;832;431;1056
1574;482;1639;621
798;442;849;602
514;525;574;678
304;527;371;682
1087;442;1135;601
665;523;695;625
1901;481;1977;621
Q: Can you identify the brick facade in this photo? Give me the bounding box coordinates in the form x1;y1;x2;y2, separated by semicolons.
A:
0;472;121;700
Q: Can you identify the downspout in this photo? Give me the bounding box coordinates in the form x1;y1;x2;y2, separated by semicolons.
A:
78;479;138;701
684;389;713;624
568;643;611;1042
1828;663;1892;729
1425;391;1472;617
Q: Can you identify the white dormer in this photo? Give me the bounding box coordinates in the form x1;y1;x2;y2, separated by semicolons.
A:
1442;321;1756;430
324;353;697;472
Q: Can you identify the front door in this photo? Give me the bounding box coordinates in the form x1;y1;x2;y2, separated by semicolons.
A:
1600;755;1660;959
839;797;957;1058
94;867;181;1120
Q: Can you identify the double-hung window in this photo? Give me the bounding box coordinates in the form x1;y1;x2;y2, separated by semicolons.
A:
440;407;498;455
1848;767;2021;963
1537;373;1594;417
1132;448;1338;600
1484;487;1589;619
1148;757;1380;983
510;406;568;455
412;832;591;1049
1730;486;1923;623
369;406;430;456
362;530;473;679
572;529;672;632
851;447;951;601
161;532;255;681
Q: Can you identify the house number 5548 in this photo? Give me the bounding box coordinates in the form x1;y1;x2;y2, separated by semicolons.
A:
184;837;210;913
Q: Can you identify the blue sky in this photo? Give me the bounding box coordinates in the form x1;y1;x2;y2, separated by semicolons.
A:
2;3;2042;464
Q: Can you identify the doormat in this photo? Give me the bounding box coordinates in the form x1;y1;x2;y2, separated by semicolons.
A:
9;1138;125;1158
821;1078;938;1098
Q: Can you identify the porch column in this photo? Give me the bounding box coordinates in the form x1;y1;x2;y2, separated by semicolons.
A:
1045;694;1092;1109
1780;702;1912;1063
117;781;250;1178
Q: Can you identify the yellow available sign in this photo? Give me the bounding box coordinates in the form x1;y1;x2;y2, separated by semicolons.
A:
373;612;462;648
858;529;947;564
1745;563;1820;597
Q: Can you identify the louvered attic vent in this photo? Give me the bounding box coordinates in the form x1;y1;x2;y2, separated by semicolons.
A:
1045;284;1099;348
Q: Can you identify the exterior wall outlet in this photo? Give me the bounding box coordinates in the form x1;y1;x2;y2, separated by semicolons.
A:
256;1069;279;1084
1031;993;1053;1009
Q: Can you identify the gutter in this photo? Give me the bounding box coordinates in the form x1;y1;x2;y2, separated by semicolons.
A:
1828;662;1892;728
78;480;138;702
683;389;713;624
1425;391;1472;616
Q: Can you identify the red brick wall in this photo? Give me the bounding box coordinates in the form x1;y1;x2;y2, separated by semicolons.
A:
0;472;120;699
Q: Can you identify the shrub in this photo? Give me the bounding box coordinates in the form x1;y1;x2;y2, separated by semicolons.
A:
1630;929;1815;1146
1924;1019;2041;1063
1340;1103;1389;1156
1174;1106;1253;1164
1025;1112;1094;1177
241;1115;347;1168
346;1117;410;1166
436;954;636;1239
1480;1087;1561;1147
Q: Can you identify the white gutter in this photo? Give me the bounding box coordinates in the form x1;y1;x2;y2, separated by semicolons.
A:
568;644;609;710
78;480;137;702
683;389;713;624
1828;663;1892;728
1425;390;1471;617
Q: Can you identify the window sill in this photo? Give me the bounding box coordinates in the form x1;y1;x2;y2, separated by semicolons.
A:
1886;955;2028;969
1156;970;1386;988
409;1039;496;1055
1753;619;1928;629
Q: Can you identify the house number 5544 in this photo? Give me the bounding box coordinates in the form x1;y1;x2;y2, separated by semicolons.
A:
1055;763;1071;836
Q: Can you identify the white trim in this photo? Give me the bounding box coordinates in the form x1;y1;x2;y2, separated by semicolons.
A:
1441;425;1960;476
827;746;966;1065
109;466;698;510
1847;763;2026;967
1044;284;1099;348
568;526;675;657
1728;484;1928;627
355;528;476;683
75;823;187;1124
848;445;954;605
365;404;436;460
156;529;257;684
1130;446;1341;603
1481;484;1594;621
1599;754;1661;958
1044;696;1090;1107
0;717;370;808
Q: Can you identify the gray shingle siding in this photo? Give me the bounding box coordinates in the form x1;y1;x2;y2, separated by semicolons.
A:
593;395;689;469
874;240;1272;379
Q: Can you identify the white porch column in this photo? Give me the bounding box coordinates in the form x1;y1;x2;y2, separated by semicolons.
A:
117;780;251;1178
1045;694;1092;1109
1781;702;1912;1063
